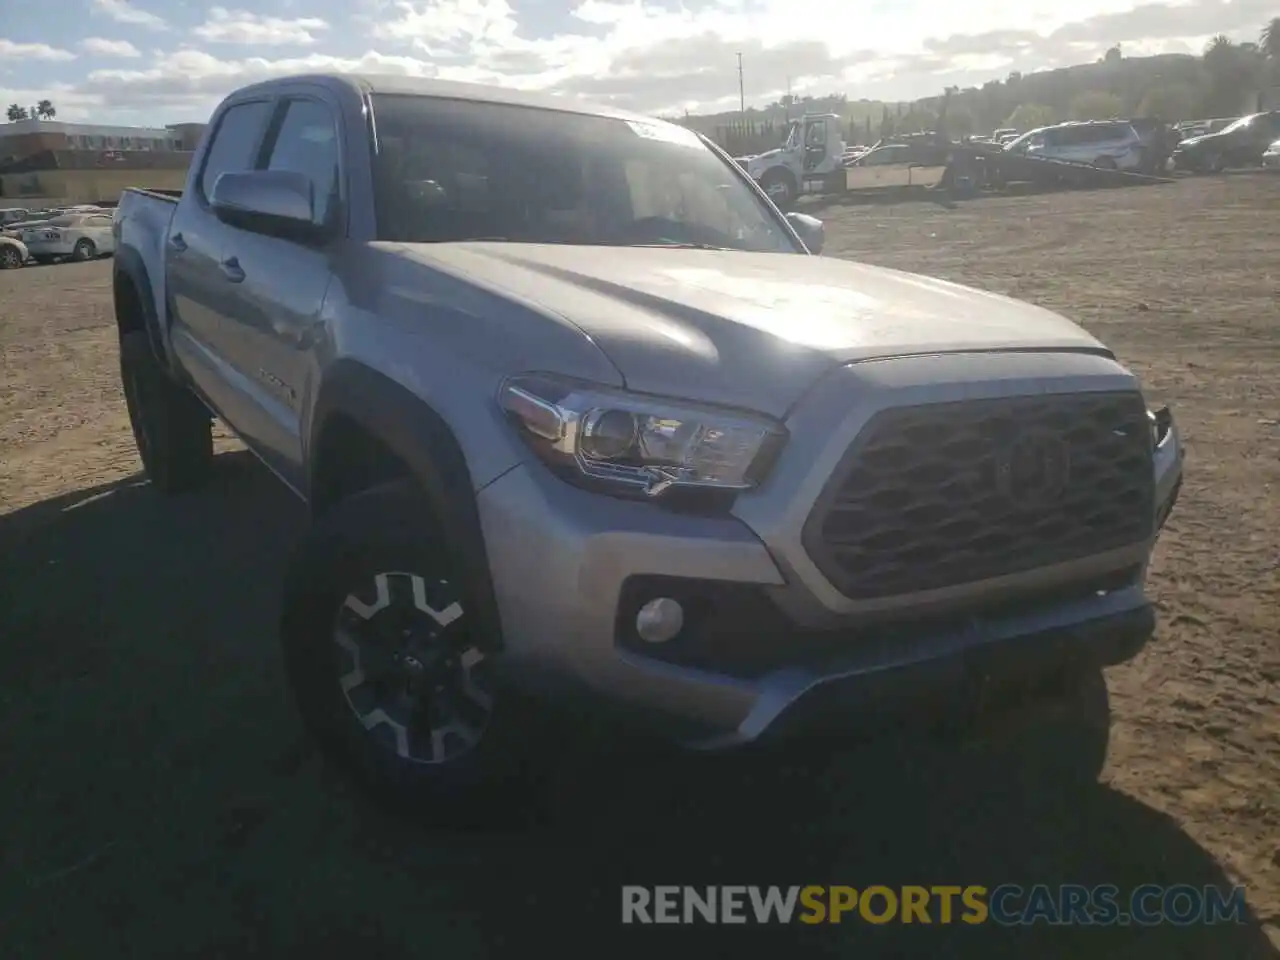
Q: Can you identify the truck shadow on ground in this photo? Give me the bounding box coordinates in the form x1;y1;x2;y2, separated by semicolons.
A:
1;450;1275;959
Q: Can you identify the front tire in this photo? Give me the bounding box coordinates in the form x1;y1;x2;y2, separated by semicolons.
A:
759;168;797;210
979;668;1112;786
0;245;22;269
119;330;213;493
280;480;550;825
73;238;96;261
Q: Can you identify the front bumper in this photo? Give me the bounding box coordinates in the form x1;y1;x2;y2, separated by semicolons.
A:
477;353;1185;745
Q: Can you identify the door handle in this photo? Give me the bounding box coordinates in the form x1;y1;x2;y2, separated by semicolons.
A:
219;255;245;283
168;232;187;253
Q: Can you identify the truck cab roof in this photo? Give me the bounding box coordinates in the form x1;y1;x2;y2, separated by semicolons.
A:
226;72;667;127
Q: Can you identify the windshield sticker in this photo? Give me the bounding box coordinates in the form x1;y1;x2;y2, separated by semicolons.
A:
626;120;703;148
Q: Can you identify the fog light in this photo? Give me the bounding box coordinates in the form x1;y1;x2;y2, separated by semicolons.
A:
636;597;684;644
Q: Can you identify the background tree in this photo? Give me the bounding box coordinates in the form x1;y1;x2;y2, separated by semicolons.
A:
35;100;56;120
6;104;28;122
1202;35;1263;115
1262;17;1280;83
1069;90;1125;119
1137;83;1198;120
897;107;938;133
1004;103;1057;130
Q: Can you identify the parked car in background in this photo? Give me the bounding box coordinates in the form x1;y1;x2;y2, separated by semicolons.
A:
1263;139;1280;169
18;212;116;263
0;234;28;269
1176;117;1237;139
1172;111;1280;173
1004;120;1145;170
0;208;32;227
843;139;951;187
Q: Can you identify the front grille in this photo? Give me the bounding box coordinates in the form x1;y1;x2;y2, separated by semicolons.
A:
803;391;1155;600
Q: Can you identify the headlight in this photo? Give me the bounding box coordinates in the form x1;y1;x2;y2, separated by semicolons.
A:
499;374;786;499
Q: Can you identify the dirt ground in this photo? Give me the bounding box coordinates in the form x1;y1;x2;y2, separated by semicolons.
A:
1;174;1277;958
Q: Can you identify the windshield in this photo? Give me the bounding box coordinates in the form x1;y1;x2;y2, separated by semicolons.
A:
1004;129;1040;151
1220;115;1254;134
369;94;799;253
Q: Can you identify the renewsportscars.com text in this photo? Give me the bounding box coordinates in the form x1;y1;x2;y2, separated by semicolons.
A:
621;884;1248;926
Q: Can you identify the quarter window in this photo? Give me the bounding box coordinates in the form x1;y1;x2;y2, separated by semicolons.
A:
198;100;271;202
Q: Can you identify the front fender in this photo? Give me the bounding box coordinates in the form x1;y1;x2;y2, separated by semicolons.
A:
308;359;507;648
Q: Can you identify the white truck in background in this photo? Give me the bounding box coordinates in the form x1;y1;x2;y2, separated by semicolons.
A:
735;114;850;207
737;114;952;206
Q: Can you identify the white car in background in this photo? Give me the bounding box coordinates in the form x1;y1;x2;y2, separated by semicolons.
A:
1263;138;1280;169
19;212;116;264
0;235;28;269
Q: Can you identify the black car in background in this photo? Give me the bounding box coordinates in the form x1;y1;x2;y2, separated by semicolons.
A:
1172;111;1280;173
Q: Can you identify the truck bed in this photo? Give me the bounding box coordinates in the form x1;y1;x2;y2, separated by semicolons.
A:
124;187;182;203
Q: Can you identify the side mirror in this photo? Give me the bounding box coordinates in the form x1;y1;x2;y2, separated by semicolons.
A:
210;170;325;241
786;211;824;255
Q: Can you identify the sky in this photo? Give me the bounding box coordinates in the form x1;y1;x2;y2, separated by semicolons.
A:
0;0;1274;127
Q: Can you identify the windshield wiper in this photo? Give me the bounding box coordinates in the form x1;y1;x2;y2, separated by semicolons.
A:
627;241;733;251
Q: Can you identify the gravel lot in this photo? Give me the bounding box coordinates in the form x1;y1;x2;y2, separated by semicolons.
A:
1;174;1277;958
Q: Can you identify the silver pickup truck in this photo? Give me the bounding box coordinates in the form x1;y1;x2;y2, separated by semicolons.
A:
113;73;1183;820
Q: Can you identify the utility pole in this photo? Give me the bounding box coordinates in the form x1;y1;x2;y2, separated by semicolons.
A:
785;76;792;121
737;52;745;115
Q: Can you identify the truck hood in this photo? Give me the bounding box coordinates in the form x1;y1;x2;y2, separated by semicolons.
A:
391;242;1108;417
743;148;784;167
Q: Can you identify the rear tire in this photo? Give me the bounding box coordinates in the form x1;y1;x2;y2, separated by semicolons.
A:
73;238;96;261
119;330;213;494
280;479;554;826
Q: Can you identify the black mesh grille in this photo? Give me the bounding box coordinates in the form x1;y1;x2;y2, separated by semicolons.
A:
803;391;1155;600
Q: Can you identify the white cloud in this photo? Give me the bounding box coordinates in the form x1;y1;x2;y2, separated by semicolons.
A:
68;49;436;121
80;37;142;58
11;0;1277;123
193;8;332;46
89;0;167;30
0;39;76;61
372;0;520;53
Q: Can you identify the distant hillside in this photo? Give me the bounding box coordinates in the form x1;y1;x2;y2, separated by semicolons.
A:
676;43;1276;147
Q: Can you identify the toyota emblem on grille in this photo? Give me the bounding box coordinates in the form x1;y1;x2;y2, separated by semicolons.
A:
996;429;1071;505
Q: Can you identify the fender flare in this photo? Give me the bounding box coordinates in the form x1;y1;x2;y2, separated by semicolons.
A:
112;247;171;371
758;164;797;187
308;359;505;650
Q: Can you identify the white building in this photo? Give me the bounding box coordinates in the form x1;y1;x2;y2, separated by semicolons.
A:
0;118;183;158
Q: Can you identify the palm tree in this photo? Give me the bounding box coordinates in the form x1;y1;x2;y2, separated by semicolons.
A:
1205;34;1233;57
35;99;55;120
1262;18;1280;60
6;104;28;122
